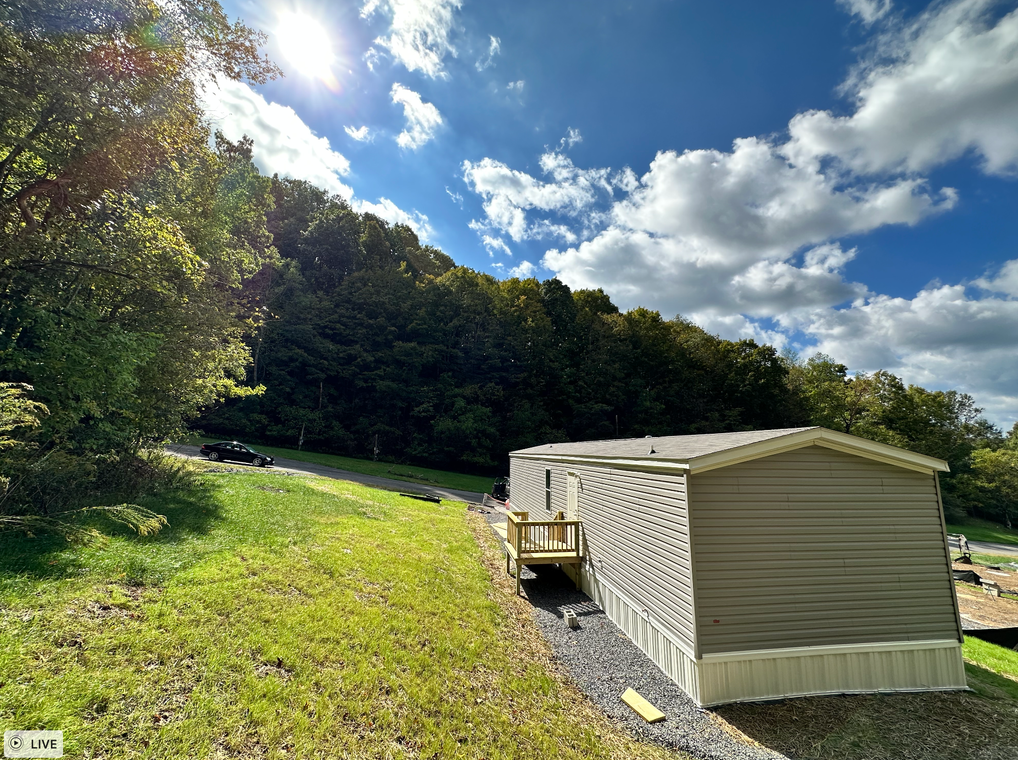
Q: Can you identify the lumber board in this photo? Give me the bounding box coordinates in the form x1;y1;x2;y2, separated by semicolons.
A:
621;688;666;723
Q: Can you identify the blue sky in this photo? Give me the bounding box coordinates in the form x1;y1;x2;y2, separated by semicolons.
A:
207;0;1018;428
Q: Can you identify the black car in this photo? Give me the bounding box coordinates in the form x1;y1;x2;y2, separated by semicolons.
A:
199;441;275;467
492;476;510;501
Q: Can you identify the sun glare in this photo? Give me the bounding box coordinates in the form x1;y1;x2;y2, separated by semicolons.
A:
276;13;334;78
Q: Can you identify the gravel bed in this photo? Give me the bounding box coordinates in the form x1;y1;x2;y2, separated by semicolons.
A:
468;502;507;526
961;616;993;630
517;564;788;760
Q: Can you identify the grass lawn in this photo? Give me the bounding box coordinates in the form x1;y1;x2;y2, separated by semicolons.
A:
0;464;676;760
945;516;1018;547
183;435;493;494
963;637;1018;695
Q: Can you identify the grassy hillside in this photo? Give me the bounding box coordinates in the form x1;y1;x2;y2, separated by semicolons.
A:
0;464;675;760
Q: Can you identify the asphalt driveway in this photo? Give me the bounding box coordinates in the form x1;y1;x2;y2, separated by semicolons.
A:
948;535;1018;558
166;444;483;504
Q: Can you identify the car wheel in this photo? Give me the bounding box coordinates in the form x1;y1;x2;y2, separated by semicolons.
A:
208;451;220;461
252;457;264;467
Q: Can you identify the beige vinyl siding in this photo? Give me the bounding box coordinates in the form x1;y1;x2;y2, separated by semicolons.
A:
508;458;549;515
510;456;696;653
697;641;965;706
690;446;960;655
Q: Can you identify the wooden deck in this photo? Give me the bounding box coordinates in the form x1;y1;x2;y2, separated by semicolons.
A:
502;510;583;595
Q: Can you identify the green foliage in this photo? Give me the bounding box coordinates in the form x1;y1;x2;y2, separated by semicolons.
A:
202;204;806;472
0;382;47;450
0;1;279;538
0;450;187;542
0;0;277;235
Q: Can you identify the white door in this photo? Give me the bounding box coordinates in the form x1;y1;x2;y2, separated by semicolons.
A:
566;472;579;520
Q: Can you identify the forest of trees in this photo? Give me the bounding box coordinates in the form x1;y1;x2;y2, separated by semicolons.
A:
2;0;1017;532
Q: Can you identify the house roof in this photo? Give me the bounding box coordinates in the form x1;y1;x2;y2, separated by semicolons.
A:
510;427;950;475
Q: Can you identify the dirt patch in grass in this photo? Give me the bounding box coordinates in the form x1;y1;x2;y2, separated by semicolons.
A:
953;561;1018;627
956;584;1018;628
254;657;293;681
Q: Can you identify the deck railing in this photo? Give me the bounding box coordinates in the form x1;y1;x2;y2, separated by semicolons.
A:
507;510;582;557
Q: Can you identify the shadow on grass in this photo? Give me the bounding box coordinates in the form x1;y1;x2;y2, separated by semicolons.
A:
0;483;225;582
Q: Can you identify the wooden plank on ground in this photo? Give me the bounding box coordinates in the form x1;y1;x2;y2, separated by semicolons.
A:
621;688;666;724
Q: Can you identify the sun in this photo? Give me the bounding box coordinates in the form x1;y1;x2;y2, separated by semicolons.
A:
276;12;334;78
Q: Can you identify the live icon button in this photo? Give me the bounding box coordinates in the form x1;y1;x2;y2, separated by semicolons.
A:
4;730;63;758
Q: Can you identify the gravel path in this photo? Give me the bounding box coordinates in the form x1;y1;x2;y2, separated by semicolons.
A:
513;562;788;760
961;616;993;630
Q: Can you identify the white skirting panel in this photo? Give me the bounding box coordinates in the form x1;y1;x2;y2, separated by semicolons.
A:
561;565;967;707
698;639;967;707
564;563;701;704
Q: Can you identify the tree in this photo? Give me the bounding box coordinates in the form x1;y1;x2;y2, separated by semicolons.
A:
0;1;279;534
970;449;1018;527
0;0;276;237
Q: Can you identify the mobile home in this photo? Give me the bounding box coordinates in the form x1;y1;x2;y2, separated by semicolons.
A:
507;427;966;706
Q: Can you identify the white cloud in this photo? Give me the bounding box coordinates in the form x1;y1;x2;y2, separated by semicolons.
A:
976;259;1018;297
476;35;501;71
446;186;464;206
345;125;372;141
559;127;583;150
457;0;1018;425
507;79;525;92
201;78;352;197
541;137;953;321
391;83;443;150
788;0;1018;175
481;235;512;257
797;279;1018;426
361;0;461;78
508;260;537;278
353;197;434;240
836;0;892;24
462;152;614;242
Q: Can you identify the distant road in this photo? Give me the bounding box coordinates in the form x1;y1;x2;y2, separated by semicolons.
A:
948;535;1018;559
166;444;484;504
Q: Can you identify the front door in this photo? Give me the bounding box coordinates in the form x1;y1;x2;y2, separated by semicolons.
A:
566;472;579;520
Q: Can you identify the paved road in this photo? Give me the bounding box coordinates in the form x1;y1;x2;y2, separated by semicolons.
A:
166;444;484;504
948;535;1018;558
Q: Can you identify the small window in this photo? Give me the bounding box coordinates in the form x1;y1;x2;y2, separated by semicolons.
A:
545;468;552;511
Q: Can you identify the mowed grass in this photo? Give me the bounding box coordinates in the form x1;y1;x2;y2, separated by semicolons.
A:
184;436;493;494
946;517;1018;547
963;637;1018;692
0;465;677;760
